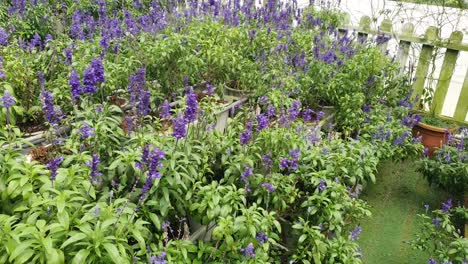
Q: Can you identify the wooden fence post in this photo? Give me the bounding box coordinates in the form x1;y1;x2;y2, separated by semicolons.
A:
412;26;440;103
453;67;468;122
396;23;414;74
431;31;464;115
358;16;371;40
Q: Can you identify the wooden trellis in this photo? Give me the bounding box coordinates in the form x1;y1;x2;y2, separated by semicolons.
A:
340;15;468;123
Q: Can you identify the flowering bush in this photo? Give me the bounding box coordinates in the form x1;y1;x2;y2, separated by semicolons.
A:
418;128;468;193
411;200;468;264
0;0;429;263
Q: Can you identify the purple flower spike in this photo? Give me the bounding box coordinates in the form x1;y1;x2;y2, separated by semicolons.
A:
172;114;187;139
256;114;269;131
47;156;63;182
184;87;198;123
69;69;82;101
159;99;171;119
0;28;10;46
350;226;362;241
240;122;253;145
86;154;102;184
0;91;15;109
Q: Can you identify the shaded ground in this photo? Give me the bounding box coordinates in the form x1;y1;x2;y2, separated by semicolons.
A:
358;159;448;264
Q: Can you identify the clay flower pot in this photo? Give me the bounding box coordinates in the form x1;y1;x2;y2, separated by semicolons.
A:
412;121;456;157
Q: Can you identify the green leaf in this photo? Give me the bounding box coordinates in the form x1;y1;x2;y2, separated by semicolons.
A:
61;233;87;249
9;241;34;262
13;249;34;264
103;243;125;263
71;249;90;264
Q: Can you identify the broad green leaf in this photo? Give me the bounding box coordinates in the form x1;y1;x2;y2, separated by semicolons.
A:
71;249;90;264
61;233;87;249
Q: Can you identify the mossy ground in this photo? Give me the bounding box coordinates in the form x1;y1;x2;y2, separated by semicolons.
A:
358;159;448;264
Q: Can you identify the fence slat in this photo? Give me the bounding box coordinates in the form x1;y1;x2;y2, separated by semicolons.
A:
396;23;415;74
453;67;468;122
412;26;440;102
358;16;371;40
431;31;463;115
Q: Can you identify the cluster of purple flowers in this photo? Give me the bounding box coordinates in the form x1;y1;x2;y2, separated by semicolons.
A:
279;149;300;171
261;152;273;170
317;179;327;191
240;121;253;145
78;123;95;140
47;156;63;183
261;182;275;192
0;28;9;46
0;56;5;79
266;104;276;118
401;114;421;128
138;145;166;200
256;114;269;131
0;91;15;109
350;226;362;241
184;87;198;123
86;154;102;184
172;114;187;139
441;198;452;213
375;33;391;45
150;251;167;264
240;243;255;258
41;90;64;125
240;165;253;192
83;58;105;94
372;126;392;142
159;99;172;119
69;70;82;102
393;131;410;146
256;232;268;244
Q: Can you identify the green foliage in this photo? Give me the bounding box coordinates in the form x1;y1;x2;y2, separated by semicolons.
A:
411;204;468;263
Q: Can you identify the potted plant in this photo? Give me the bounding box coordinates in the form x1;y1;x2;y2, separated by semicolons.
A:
412;113;458;157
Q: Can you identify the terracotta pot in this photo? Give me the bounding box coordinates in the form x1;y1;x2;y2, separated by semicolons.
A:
412;122;455;157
